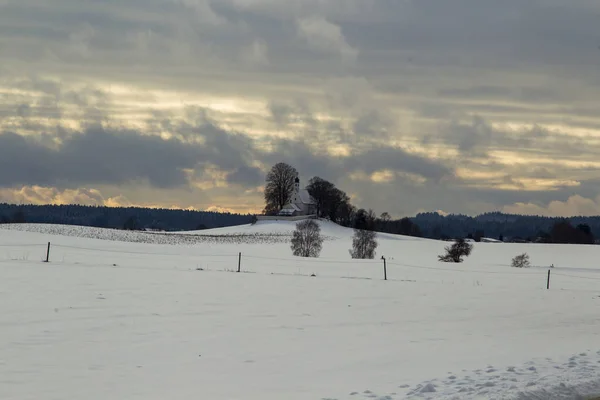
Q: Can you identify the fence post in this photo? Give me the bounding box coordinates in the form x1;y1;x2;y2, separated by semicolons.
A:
45;242;51;263
381;256;387;281
238;252;241;273
547;269;551;289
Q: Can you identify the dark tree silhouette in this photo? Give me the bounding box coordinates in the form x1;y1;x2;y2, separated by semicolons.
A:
306;177;336;217
306;177;352;222
12;210;26;223
123;216;138;230
550;220;594;244
380;212;391;222
264;163;298;214
354;209;368;230
438;239;473;263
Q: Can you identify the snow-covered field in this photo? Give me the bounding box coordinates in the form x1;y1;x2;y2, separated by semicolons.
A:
2;220;600;399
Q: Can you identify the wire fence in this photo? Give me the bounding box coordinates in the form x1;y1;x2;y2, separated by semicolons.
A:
0;241;599;289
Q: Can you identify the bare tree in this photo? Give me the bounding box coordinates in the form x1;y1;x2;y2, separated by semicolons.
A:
264;163;298;214
438;238;473;263
291;219;323;257
511;253;531;268
380;212;391;222
350;229;378;259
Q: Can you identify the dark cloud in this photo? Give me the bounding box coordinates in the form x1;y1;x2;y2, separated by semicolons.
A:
1;0;600;215
0;116;454;194
227;166;264;186
0;128;197;188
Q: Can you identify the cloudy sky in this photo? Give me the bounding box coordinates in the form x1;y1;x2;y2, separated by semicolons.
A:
1;0;600;217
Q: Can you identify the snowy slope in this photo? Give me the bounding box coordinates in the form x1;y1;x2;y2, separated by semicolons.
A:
1;220;600;399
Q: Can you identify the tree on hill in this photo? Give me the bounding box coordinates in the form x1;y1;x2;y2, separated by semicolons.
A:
291;219;323;258
264;162;298;214
398;217;421;237
337;201;356;227
354;209;374;231
306;177;353;223
306;177;335;218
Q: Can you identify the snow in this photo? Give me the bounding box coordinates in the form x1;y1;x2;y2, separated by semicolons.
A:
1;219;600;399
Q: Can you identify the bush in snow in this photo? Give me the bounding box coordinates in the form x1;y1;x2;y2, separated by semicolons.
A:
511;253;531;268
349;229;378;259
438;238;473;263
291;219;323;258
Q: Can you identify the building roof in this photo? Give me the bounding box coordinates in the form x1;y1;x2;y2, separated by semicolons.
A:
281;203;302;212
298;189;315;205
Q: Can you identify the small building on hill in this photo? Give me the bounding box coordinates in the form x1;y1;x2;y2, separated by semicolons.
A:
278;177;317;217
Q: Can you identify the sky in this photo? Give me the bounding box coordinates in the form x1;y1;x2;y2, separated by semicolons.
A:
1;0;600;217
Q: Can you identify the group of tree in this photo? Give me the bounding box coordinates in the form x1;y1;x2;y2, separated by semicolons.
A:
263;162;422;238
0;204;252;231
291;219;378;259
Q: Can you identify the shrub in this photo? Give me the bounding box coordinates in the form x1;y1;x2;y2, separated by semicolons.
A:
349;229;378;259
438;238;473;263
511;253;531;268
291;219;323;258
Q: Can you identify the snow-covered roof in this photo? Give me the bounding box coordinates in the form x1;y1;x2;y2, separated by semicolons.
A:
298;189;315;205
280;203;302;212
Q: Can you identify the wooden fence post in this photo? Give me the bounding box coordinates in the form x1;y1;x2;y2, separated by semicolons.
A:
381;256;387;281
547;269;551;289
45;242;51;263
238;252;241;273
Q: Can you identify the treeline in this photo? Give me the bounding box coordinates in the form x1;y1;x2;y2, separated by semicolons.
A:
262;163;600;244
0;203;252;231
412;212;598;244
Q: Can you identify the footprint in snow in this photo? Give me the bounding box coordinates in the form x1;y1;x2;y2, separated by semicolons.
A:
419;383;436;393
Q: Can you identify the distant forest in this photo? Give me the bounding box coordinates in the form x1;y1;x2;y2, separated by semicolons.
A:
1;203;598;244
0;203;252;231
413;212;599;244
